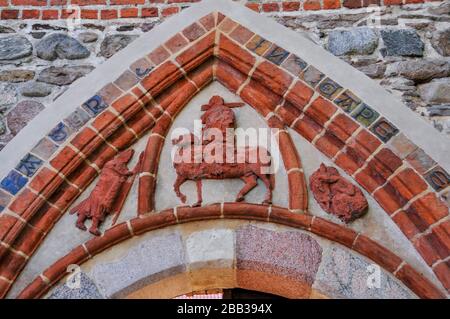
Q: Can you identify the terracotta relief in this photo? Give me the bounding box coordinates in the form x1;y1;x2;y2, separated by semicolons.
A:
172;95;275;207
310;163;368;223
70;149;142;235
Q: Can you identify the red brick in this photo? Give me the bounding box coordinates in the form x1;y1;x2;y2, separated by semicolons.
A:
42;9;59;20
0;251;27;280
165;33;189;54
43;245;89;283
22;9;40;19
218;34;256;75
311;218;358;248
199;13;215;31
72;0;105;5
245;3;260;12
101;9;117;20
390;168;428;201
120;8;138;18
395;264;445;299
142;7;159;18
148;45;170;65
47;181;80;211
407;193;448;228
80;9;98;19
327;113;359;142
111;0;144;4
282;1;301;11
28;167;61;196
11;0;46;5
9;188;40;217
304;0;321;10
175;31;215;73
304;96;337;126
49;146;82;173
353;129;381;157
433;261;450;293
392;210;422;240
162;6;180;17
373;182;408;214
292;115;322;142
218;17;238;33
140;61;183;96
229;25;254;45
86;143;118;169
343;0;362;8
323;0;341;9
84;223;131;255
91;110;122;136
71;127;100;153
414;235;442;266
252;61;294;96
215;60;247;93
182;22;206;42
1;10;20;19
108;126;137;150
12;224;45;256
315;132;345;158
262;2;280;12
66;161;98;189
384;0;402;4
240;78;283;117
353;235;402;272
362;0;381;5
187;58;214;89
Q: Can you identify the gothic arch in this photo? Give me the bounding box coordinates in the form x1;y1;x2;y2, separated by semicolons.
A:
0;0;448;298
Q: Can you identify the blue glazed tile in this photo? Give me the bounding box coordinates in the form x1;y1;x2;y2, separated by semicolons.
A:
0;205;4;213
317;77;343;99
264;45;290;65
1;170;28;195
16;153;44;177
351;103;380;127
370;117;399;142
334;90;361;113
64;107;91;131
424;166;450;192
48;122;71;144
82;95;108;116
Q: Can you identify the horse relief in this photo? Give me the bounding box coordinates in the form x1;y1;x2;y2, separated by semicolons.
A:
171;95;275;207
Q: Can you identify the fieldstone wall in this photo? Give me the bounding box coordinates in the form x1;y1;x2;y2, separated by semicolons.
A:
0;0;449;151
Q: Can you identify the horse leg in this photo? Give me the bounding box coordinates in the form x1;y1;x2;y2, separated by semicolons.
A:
76;212;88;231
236;174;258;202
174;175;187;203
192;179;203;207
255;172;273;205
89;218;102;236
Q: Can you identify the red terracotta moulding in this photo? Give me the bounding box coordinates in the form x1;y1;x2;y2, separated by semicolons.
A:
17;204;446;299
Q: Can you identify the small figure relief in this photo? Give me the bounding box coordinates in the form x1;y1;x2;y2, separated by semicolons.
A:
70;149;143;236
172;95;275;207
310;163;368;223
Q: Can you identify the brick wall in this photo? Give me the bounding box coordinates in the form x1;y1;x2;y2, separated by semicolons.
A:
0;0;443;20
